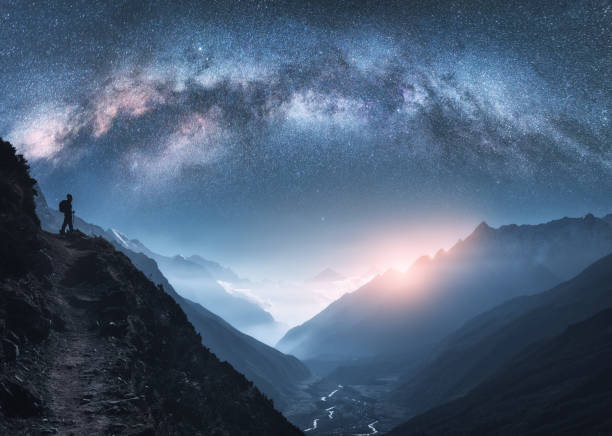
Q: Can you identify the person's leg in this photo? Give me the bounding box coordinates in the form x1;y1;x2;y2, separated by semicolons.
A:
68;214;74;232
60;215;68;234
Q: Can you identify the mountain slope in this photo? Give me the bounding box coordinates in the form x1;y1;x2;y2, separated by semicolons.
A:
389;250;612;417
0;138;302;435
33;183;309;411
116;248;309;410
34;192;275;334
389;308;612;436
277;217;612;362
187;254;244;282
152;253;276;332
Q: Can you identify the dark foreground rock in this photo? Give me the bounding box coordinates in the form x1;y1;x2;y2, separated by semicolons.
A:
0;138;302;435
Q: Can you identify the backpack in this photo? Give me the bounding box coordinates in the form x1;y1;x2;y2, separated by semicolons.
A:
59;199;68;213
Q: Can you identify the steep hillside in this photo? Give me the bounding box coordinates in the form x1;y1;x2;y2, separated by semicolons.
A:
115;248;310;411
33;187;309;410
389;308;612;435
389;251;612;417
0;138;302;435
278;217;612;362
34;190;275;334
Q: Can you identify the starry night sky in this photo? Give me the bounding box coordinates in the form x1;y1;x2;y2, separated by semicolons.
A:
1;0;611;278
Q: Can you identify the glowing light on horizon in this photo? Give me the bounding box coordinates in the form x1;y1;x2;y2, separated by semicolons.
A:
361;219;472;276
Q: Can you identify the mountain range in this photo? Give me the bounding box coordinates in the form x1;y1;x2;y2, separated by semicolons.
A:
7;134;612;434
388;248;612;418
277;216;612;365
132;248;278;335
390;271;612;434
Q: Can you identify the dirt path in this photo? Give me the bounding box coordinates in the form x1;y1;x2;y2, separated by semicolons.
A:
45;326;113;434
39;239;142;435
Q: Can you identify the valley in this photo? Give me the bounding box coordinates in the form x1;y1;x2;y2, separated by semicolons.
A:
290;381;384;435
283;368;415;435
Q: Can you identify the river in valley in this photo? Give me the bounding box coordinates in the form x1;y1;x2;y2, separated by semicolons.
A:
288;380;402;435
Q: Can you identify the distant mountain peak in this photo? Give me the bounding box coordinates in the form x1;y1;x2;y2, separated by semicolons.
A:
107;229;150;255
458;221;496;245
413;255;432;266
187;254;212;264
110;228;130;247
309;267;345;282
475;221;492;232
434;248;446;259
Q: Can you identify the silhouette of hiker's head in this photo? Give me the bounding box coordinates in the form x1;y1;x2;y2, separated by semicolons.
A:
67;194;72;201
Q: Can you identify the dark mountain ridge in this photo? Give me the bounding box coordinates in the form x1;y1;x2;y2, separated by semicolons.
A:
454;215;612;281
389;248;612;418
0;138;302;435
389;306;612;435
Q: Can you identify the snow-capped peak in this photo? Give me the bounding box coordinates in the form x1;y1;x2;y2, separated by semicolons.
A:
110;228;130;248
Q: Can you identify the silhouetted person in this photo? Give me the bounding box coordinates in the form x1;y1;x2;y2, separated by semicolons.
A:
59;194;74;234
